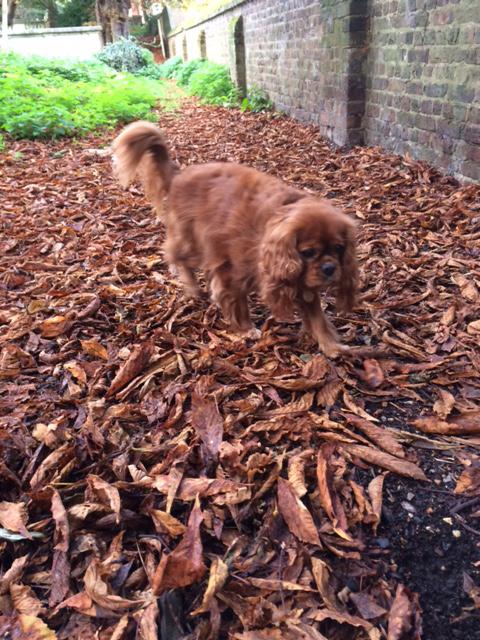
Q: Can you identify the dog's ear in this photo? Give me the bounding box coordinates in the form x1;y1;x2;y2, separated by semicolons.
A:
260;215;303;322
336;219;358;313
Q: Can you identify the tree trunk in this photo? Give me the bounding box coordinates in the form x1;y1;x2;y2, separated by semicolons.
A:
8;0;17;27
96;0;130;44
47;0;59;27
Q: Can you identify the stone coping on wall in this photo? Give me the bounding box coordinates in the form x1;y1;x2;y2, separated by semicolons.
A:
169;0;248;36
9;26;102;37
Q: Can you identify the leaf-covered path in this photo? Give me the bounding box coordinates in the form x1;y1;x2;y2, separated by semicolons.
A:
1;103;479;640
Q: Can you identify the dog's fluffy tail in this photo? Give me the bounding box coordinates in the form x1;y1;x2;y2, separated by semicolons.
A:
112;121;178;214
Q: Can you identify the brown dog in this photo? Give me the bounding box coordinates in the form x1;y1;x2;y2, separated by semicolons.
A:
113;121;358;356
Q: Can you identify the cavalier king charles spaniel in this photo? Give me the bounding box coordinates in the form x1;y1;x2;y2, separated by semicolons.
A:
113;121;358;356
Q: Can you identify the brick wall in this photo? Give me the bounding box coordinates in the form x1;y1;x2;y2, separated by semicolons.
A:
168;0;479;182
364;0;479;182
169;0;368;146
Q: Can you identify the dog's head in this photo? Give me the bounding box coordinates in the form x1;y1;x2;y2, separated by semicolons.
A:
260;199;358;320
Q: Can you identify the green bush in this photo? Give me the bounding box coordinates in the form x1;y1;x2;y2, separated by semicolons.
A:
0;52;182;139
174;58;206;86
58;0;95;27
0;133;5;151
188;61;238;106
241;86;273;113
156;56;183;79
96;37;153;74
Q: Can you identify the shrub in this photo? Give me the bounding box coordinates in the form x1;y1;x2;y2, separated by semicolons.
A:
0;133;4;151
0;52;182;139
188;61;238;106
174;58;206;86
156;56;184;79
241;86;273;113
96;37;153;74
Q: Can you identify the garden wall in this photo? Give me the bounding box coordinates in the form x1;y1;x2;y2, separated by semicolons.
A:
7;27;103;61
168;0;479;182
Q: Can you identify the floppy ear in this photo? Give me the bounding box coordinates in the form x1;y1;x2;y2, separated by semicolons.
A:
336;220;358;313
259;216;303;322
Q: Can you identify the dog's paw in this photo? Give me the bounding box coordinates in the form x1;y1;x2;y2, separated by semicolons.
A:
319;342;348;359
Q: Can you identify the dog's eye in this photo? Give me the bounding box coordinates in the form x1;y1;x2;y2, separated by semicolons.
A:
334;244;344;255
300;248;318;260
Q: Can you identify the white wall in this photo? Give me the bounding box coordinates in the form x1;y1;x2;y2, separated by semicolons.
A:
6;26;103;60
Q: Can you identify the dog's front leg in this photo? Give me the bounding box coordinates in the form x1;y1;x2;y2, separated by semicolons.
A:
299;291;344;357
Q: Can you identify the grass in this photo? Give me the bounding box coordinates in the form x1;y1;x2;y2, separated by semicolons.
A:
0;52;185;140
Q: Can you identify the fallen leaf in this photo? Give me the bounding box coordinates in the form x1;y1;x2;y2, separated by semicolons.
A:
152;497;206;595
361;359;385;388
81;338;109;360
49;490;70;607
191;392;224;461
191;556;229;615
277;477;320;545
345;444;427;481
0;501;29;537
433;389;455;419
106;340;154;397
86;475;121;523
387;584;421;640
10;584;45;616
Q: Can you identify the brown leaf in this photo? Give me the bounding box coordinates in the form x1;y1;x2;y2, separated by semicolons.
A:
0;501;29;537
40;315;74;338
106;340;154;397
30;444;74;491
191;392;224;460
191;556;229;615
317;380;343;408
387;584;421;640
0;614;57;639
10;584;45;616
0;556;28;595
311;557;338;610
148;509;186;537
350;591;387;619
49;490;70;607
433;389;455;419
343;391;379;422
414;416;480;435
345;444;427;481
152;497;206;595
344;414;405;458
277;477;320;545
287;448;313;498
316;444;351;539
368;473;386;534
84;559;144;612
307;608;372;630
361;358;385;388
86;475;121;523
81;338;109;360
135;599;159;640
454;465;480;495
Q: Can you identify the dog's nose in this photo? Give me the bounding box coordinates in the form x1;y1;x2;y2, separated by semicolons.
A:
321;263;336;278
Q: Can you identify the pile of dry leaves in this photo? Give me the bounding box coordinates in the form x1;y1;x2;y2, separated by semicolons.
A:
0;102;479;640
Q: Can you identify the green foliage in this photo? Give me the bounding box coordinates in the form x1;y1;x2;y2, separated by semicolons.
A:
57;0;95;27
0;52;182;140
156;55;183;79
188;61;238;105
173;58;205;86
96;37;154;74
156;57;237;105
241;86;273;113
0;133;4;152
95;37;167;80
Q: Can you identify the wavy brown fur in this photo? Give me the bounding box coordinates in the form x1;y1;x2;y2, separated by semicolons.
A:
112;121;178;215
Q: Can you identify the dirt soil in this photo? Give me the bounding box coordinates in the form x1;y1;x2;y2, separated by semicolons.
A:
0;102;479;640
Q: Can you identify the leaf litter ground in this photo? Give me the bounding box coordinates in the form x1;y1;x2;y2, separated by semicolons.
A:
0;103;479;640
